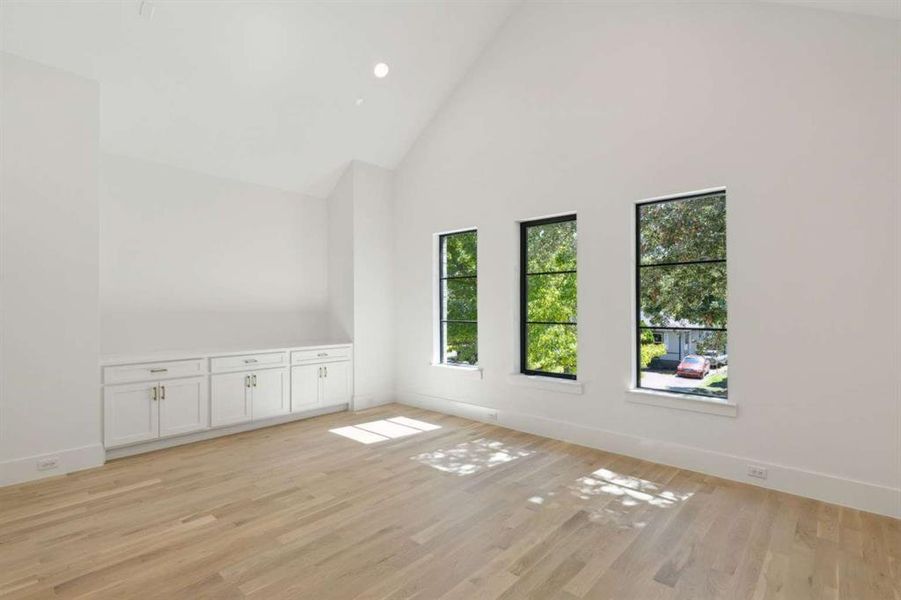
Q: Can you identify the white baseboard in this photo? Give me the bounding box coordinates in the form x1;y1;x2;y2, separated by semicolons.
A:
0;443;105;487
353;392;393;410
106;404;348;460
398;391;900;519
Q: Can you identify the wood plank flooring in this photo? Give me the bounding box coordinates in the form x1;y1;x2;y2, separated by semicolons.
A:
0;404;897;599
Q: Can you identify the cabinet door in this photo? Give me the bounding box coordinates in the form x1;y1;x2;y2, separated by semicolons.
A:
104;382;160;447
322;361;351;407
159;376;208;437
211;372;252;427
252;368;289;420
291;364;321;413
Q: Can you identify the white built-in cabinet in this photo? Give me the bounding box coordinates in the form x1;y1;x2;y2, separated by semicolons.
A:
290;364;322;412
102;344;352;451
103;375;207;447
254;368;291;419
159;377;209;437
322;361;351;406
210;371;253;427
290;346;351;413
210;354;289;427
103;381;160;447
291;360;351;412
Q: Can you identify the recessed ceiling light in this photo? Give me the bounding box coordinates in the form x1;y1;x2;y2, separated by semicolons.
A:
355;97;364;106
373;62;390;79
138;0;155;20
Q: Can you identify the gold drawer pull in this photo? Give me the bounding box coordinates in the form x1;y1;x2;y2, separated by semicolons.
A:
150;368;168;373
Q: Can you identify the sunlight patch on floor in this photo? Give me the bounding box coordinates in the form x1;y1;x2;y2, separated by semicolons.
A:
386;416;442;432
329;417;441;444
411;438;534;476
569;467;693;508
522;466;694;530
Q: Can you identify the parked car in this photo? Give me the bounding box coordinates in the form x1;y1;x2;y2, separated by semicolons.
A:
702;351;728;368
676;355;710;378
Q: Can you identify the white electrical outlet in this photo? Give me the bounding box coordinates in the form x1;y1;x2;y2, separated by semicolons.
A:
37;457;59;471
747;465;767;480
487;411;498;421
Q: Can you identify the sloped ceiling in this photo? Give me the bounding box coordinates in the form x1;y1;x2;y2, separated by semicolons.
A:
2;1;894;197
1;0;518;197
764;0;900;21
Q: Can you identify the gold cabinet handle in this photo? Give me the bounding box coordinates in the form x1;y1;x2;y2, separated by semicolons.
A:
160;385;166;400
317;352;328;357
150;368;168;373
252;374;257;387
151;386;158;401
245;375;250;388
324;366;328;378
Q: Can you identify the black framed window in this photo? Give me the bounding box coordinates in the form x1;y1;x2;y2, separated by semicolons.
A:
520;215;577;379
438;230;477;365
636;191;727;399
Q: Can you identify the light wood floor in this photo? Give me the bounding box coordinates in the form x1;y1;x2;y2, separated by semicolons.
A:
0;404;897;599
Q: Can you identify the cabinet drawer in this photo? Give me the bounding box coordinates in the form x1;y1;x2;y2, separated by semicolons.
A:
292;347;351;364
211;352;286;373
104;359;206;385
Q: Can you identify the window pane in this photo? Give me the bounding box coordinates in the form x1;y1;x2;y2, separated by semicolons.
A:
639;262;727;329
444;322;477;365
525;323;577;375
444;278;477;321
638;329;727;399
443;231;477;277
439;230;477;366
639;194;726;264
526;219;576;273
526;273;576;323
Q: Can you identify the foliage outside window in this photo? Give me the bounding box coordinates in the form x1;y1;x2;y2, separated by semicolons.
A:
439;230;477;365
637;192;728;399
520;216;577;379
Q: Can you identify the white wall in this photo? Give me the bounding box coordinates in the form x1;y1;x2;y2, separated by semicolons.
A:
392;3;900;516
100;154;331;354
326;161;396;408
0;53;103;483
351;162;396;408
327;165;355;343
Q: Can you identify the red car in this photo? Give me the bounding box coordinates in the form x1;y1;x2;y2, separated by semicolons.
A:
675;355;710;378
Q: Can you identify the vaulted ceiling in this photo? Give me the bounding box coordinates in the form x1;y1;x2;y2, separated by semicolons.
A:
764;0;901;21
2;1;895;197
1;0;517;197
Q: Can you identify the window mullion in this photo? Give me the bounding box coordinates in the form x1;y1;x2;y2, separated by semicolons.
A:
639;258;725;268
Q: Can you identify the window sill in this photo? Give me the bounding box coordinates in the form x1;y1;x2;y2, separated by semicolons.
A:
627;388;737;417
508;373;584;395
430;363;483;380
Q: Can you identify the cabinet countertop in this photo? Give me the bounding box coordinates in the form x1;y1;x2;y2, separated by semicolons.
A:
100;341;353;367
